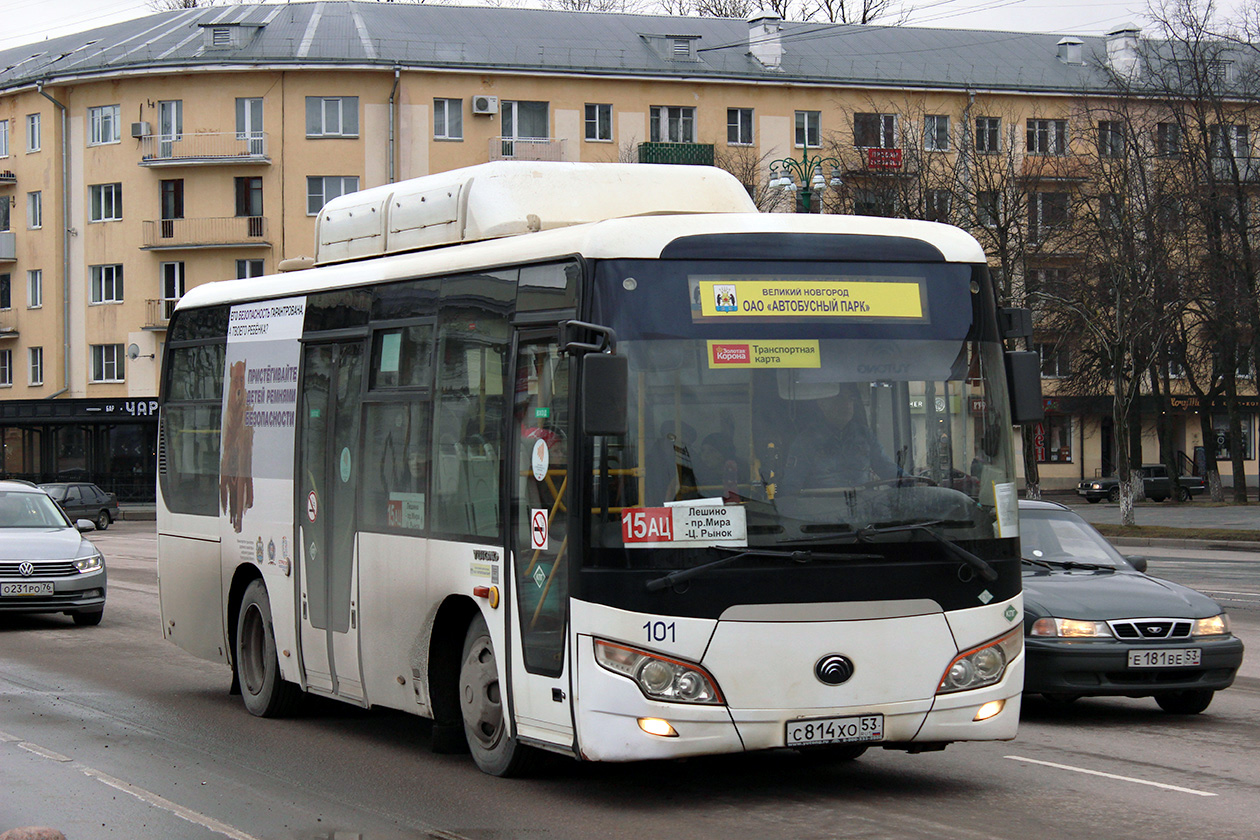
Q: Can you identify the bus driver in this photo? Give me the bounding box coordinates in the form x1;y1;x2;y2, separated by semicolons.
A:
779;382;901;493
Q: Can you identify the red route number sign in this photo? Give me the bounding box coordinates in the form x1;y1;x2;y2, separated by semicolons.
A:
622;507;674;543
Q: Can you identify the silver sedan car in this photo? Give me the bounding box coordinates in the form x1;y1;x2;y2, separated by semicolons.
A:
0;481;107;626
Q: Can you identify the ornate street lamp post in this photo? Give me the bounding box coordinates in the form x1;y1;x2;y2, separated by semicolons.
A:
768;143;841;213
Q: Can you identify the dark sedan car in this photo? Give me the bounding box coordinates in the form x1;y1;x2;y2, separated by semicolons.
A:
38;482;120;530
1019;499;1244;714
0;481;107;626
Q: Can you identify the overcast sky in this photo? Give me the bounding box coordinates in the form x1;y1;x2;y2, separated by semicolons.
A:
0;0;1249;52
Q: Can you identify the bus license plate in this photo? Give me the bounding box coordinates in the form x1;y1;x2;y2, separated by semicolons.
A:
1;582;53;597
786;714;883;747
1128;648;1201;668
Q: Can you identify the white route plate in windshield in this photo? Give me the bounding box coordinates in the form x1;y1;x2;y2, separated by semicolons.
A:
2;582;53;596
786;714;883;746
621;501;747;549
1128;649;1201;668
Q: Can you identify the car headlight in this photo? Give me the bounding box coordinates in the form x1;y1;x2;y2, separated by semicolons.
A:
1030;617;1114;638
1193;614;1230;637
937;628;1022;694
74;553;104;573
594;639;724;704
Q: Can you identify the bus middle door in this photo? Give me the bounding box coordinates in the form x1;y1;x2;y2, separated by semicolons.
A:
297;340;367;703
508;335;575;749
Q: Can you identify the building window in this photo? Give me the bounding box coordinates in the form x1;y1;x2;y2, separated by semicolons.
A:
1097;120;1124;158
435;99;463;140
26;114;40;153
854;113;896;149
28;347;42;386
1036;342;1071;378
1035;415;1073;463
0;119;10;157
161;261;185;319
1029;192;1069;240
975;116;1000;153
924;114;950;151
853;188;896;217
1210;124;1248;159
158;99;182;151
27;269;41;308
235;97;264;154
976;190;1001;227
585;103;612;142
307;176;360;215
0;201;8;232
0;273;9;309
925;189;951;223
89;183;123;222
1027;118;1068;155
650;106;695;143
91;344;125;383
90;264;124;304
27;191;41;229
1212;414;1254;461
235;176;263;236
1026;267;1069;303
0;349;11;387
305;96;359;137
89;105;121;146
237;259;265;279
727;108;753;145
1100;193;1123;228
1156;122;1182;157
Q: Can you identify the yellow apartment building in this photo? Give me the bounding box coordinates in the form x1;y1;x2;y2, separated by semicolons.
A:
0;2;1253;500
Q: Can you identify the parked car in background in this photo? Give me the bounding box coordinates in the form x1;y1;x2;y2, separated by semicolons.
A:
0;481;106;626
1077;463;1206;503
38;483;121;530
1019;499;1243;714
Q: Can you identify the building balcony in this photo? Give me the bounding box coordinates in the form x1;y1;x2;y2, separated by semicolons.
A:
489;137;566;161
145;298;178;330
0;231;14;262
138;132;270;166
141;217;270;250
0;309;17;338
0;170;15;185
1019;156;1090;183
637;142;714;166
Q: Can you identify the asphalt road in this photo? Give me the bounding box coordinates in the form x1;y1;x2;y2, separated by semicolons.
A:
2;522;1257;840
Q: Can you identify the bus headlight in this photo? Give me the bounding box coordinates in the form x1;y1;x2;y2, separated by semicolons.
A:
937;628;1022;694
594;639;724;705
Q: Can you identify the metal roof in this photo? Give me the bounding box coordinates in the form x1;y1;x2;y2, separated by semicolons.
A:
0;2;1194;95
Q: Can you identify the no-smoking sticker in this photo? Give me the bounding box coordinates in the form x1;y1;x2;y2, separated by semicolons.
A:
307;490;319;522
530;508;549;550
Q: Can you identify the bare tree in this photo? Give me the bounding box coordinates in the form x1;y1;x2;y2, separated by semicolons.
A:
147;0;225;10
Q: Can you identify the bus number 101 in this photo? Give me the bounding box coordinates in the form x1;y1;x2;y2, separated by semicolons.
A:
644;621;676;643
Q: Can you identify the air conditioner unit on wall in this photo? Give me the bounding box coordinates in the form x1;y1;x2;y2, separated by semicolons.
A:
131;122;151;138
471;95;498;115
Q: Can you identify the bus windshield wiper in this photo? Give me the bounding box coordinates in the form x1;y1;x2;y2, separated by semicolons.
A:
644;547;881;592
855;521;999;582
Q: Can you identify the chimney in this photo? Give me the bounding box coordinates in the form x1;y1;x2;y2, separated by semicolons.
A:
748;12;783;70
1056;37;1083;65
1106;24;1141;77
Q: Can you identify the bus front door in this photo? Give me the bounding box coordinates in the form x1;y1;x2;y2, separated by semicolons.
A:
508;335;575;749
297;340;367;702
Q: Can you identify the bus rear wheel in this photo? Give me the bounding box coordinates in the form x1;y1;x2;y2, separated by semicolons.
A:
236;579;301;718
459;614;535;776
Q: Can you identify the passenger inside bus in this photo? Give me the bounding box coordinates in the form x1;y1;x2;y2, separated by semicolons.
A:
777;382;901;494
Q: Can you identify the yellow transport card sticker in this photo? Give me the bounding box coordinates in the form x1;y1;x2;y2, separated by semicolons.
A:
706;339;821;369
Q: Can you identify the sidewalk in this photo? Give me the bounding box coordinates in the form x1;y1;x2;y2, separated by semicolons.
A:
1039;489;1260;551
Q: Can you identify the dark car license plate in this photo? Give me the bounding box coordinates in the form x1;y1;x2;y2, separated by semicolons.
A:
1128;648;1201;668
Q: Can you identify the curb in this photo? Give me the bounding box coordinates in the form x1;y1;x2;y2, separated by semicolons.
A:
1106;536;1260;552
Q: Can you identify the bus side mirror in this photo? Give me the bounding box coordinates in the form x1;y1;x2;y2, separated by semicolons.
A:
1005;350;1044;425
582;353;628;436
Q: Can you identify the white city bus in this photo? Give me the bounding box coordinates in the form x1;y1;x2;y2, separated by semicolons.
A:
157;162;1041;776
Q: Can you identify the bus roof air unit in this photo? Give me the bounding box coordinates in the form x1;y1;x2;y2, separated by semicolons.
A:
313;161;757;265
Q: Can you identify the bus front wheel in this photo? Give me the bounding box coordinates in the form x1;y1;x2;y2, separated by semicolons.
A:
459;614;535;776
235;579;301;718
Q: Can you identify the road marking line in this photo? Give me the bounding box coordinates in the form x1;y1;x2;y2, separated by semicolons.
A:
0;730;21;742
78;764;264;840
19;742;72;762
1199;589;1260;597
1005;755;1217;797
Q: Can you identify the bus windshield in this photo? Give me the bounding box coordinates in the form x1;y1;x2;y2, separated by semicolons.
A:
585;258;1018;566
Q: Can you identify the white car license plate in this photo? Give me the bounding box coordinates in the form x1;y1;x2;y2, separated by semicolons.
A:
1128;648;1201;668
1;582;53;597
786;714;883;747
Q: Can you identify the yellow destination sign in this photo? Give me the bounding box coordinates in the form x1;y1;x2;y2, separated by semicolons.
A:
706;340;821;369
696;278;925;320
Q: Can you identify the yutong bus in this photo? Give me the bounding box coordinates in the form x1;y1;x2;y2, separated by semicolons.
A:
157;162;1042;776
